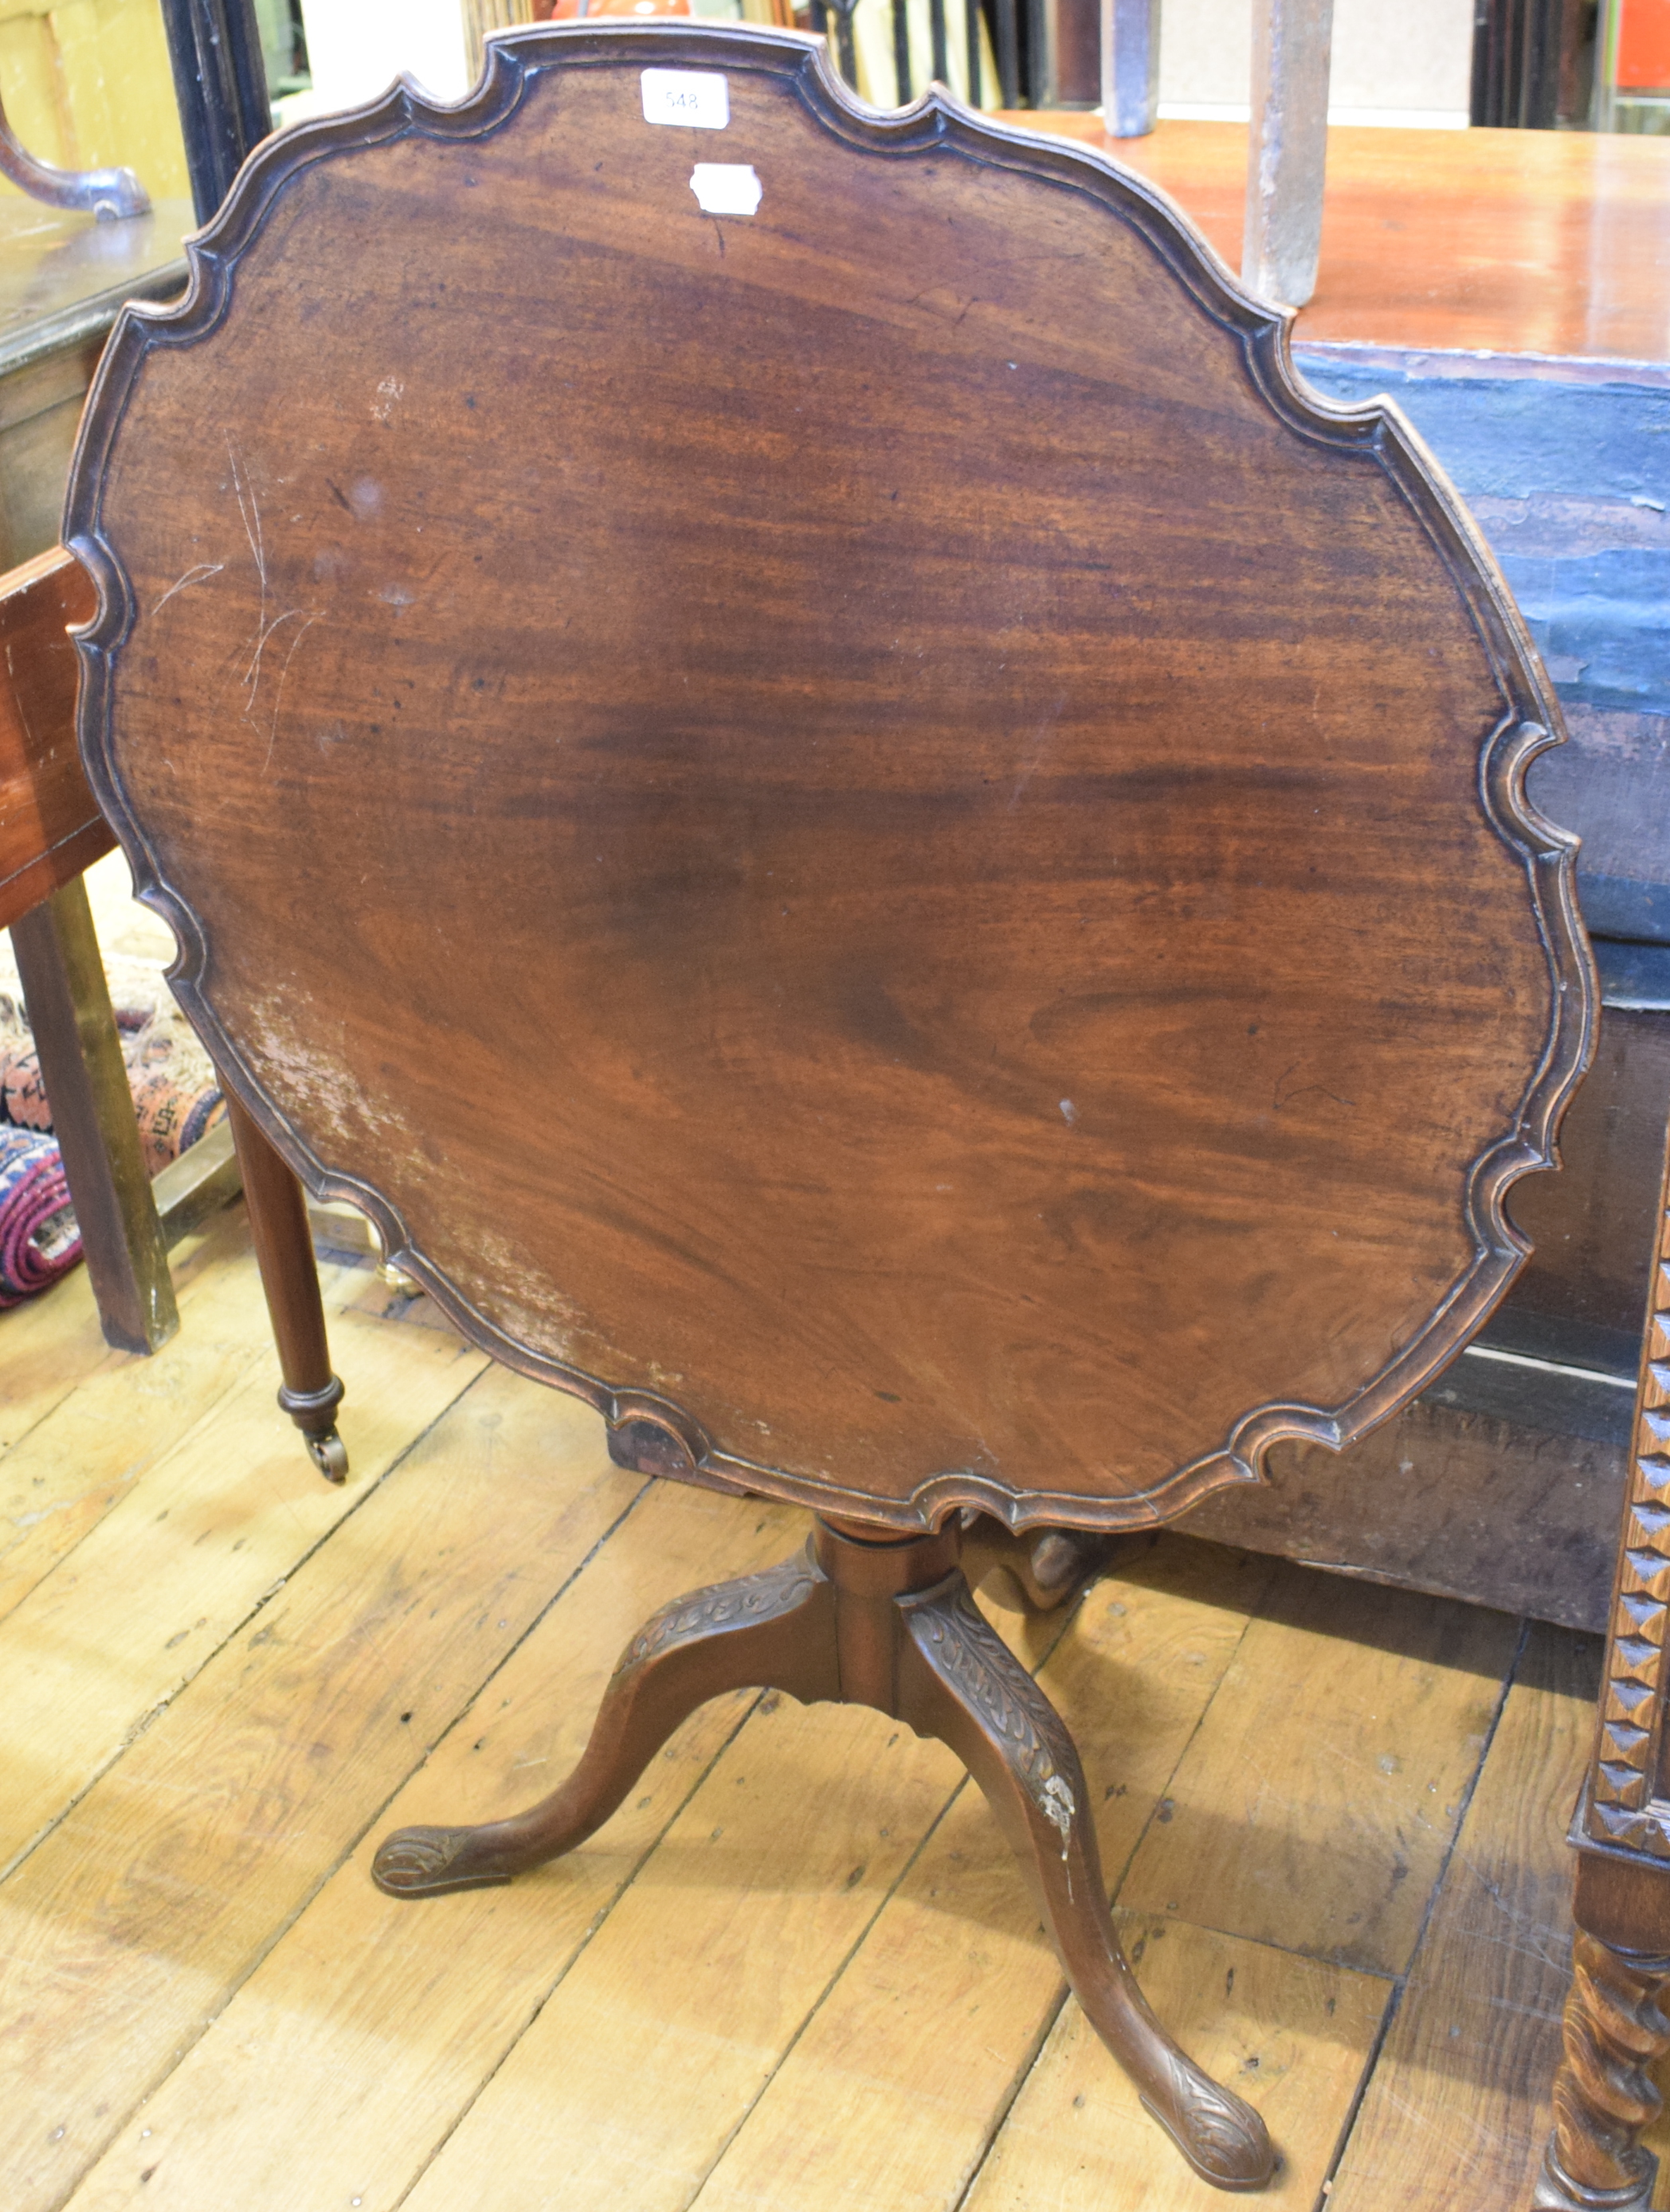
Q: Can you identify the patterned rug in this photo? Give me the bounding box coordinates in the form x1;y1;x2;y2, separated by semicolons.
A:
0;959;225;1306
0;1126;76;1307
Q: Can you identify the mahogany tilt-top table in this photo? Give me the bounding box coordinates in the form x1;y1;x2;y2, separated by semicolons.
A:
63;23;1595;2190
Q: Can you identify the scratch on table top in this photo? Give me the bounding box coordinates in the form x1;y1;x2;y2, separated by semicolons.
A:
151;562;224;618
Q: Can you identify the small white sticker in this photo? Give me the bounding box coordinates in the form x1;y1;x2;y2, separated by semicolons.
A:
641;68;729;129
690;162;761;217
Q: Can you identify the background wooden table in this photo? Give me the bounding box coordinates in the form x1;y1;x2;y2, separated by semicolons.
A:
1017;118;1670;363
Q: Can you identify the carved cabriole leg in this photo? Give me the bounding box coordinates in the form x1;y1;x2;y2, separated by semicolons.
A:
896;1576;1276;2192
225;1093;348;1482
372;1516;1276;2191
1537;1850;1670;2212
373;1552;838;1897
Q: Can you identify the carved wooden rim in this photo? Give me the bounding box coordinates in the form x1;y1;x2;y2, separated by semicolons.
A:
65;22;1598;1534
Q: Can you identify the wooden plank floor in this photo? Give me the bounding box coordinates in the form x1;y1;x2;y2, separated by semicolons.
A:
0;1201;1634;2211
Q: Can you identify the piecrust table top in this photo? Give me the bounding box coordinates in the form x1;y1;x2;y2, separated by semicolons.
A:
67;24;1594;1532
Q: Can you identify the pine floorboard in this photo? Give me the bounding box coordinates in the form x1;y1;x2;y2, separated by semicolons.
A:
0;1203;1624;2211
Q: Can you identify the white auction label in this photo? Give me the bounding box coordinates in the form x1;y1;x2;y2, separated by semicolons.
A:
689;163;762;216
641;69;729;129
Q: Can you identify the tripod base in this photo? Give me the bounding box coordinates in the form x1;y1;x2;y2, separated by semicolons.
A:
372;1516;1276;2193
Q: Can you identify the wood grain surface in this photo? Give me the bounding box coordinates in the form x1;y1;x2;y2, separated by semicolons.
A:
1024;115;1670;366
0;1208;326;1628
0;1356;618;2212
962;1912;1390;2212
68;24;1591;1534
1119;1561;1520;1975
59;1477;802;2212
1327;1623;1602;2212
0;1286;483;1881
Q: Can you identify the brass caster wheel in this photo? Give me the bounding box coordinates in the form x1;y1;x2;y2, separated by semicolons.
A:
306;1428;349;1484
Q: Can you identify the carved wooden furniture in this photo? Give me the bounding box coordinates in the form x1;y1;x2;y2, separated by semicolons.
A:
1539;1122;1670;2212
63;22;1594;2190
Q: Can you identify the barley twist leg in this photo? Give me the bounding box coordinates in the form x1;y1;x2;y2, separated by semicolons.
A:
1536;1929;1670;2212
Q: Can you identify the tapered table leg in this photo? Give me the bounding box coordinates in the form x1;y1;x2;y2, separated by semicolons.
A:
226;1092;346;1480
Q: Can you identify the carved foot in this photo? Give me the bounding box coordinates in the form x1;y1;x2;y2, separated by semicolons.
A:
958;1512;1116;1615
1535;1928;1670;2212
896;1579;1275;2192
373;1550;837;1899
372;1822;514;1897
